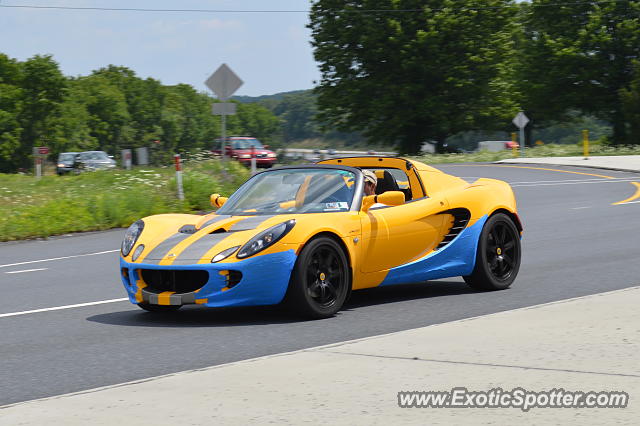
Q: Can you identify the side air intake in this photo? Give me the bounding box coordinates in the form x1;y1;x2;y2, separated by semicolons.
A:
437;209;471;250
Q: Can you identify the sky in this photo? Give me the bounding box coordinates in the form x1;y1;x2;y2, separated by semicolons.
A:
0;0;320;96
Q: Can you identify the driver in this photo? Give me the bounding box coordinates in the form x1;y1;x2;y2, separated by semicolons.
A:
362;169;377;196
362;169;386;210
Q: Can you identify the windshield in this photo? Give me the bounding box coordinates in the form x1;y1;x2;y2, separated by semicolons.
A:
59;153;76;162
83;151;110;160
217;168;357;216
231;139;264;150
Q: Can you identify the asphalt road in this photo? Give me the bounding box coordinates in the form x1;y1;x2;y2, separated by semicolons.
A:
1;164;639;406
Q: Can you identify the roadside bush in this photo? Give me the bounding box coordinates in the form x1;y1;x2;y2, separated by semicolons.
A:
0;158;249;241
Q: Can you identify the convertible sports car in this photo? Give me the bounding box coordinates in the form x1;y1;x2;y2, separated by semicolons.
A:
119;156;522;318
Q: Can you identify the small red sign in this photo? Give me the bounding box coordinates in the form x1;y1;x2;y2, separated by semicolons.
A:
37;146;49;155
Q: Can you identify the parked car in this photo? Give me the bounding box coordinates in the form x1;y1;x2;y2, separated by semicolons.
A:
212;137;277;168
75;151;117;171
56;152;79;175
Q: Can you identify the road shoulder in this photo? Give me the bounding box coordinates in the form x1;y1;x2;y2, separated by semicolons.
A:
2;286;638;425
497;155;640;174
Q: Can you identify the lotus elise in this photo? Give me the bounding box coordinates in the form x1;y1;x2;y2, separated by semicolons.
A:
119;156;522;318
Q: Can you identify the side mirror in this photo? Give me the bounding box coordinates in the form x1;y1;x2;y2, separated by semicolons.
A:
210;193;228;208
361;191;405;212
263;144;270;149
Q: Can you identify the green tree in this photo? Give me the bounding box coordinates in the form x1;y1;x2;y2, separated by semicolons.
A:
92;66;165;148
47;77;97;155
519;0;640;145
0;54;23;172
272;91;321;141
619;62;640;145
74;75;131;155
17;55;67;169
310;0;519;153
232;102;282;147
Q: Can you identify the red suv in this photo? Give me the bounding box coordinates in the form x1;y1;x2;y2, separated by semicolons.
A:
212;137;277;168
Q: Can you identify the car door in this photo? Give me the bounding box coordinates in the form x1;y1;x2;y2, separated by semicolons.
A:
359;196;450;273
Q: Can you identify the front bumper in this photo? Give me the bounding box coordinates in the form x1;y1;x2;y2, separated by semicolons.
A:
238;157;276;167
120;250;297;308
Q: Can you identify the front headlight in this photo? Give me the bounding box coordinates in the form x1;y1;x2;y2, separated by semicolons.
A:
57;163;65;168
237;220;295;259
267;153;276;158
239;154;251;159
122;220;144;257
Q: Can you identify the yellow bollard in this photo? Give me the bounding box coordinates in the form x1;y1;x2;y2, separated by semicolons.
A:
511;132;518;157
582;129;589;159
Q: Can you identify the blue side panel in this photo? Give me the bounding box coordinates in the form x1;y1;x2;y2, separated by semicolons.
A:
119;249;298;307
203;250;297;307
379;215;487;286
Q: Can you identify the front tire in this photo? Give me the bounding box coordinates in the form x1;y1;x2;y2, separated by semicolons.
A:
463;213;521;290
287;236;351;319
137;303;182;313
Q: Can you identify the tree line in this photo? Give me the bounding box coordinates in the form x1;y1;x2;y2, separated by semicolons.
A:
0;55;280;173
309;0;640;152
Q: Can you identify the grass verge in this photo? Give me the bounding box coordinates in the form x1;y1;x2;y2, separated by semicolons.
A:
409;143;640;164
0;159;249;242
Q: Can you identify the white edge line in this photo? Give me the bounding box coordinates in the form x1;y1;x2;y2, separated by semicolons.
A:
0;298;129;318
0;250;120;269
1;285;638;409
5;268;48;274
511;180;638;188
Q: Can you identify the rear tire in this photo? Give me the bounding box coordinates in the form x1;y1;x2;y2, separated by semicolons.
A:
287;236;351;319
137;303;182;313
463;213;521;291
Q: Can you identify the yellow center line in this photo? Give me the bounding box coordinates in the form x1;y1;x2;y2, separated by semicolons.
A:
447;164;616;179
613;182;640;205
445;164;640;205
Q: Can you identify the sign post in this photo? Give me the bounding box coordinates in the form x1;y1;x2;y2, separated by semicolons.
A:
33;146;49;178
205;64;243;161
121;149;132;170
250;145;257;174
512;112;529;157
582;129;589;159
174;154;184;201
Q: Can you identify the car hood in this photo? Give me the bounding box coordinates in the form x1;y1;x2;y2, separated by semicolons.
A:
127;212;355;266
130;213;298;265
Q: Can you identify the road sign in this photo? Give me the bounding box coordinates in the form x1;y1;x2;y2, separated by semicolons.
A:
212;102;237;115
512;112;529;158
205;64;244;161
33;146;49;155
512;112;529;129
205;64;243;101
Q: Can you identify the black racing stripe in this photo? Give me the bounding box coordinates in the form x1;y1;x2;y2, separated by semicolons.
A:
143;232;193;262
228;215;275;231
199;214;231;230
171;233;233;265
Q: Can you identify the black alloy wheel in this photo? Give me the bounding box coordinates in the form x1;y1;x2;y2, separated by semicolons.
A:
463;213;521;290
287;236;351;319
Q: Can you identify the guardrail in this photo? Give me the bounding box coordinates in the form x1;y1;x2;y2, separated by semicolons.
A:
280;148;397;161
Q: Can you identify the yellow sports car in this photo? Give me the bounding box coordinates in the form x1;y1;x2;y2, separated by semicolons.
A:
119;156;522;318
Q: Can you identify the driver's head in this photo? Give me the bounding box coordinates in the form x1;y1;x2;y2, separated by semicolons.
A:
362;169;377;196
